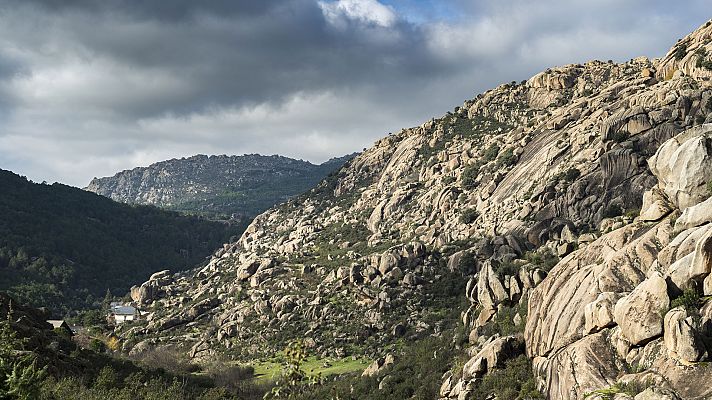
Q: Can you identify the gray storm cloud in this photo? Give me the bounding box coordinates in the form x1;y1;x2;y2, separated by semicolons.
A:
0;0;709;186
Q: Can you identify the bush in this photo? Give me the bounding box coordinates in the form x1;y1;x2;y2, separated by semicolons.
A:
674;43;687;60
602;204;623;219
525;250;559;272
294;335;455;400
483;144;501;162
459;208;479;224
133;346;200;375
670;289;702;312
90;339;107;354
695;48;712;71
0;315;46;399
563;167;580;182
469;356;544;400
460;163;481;190
496;148;517;167
493;260;519;278
479;301;528;338
611;130;628;143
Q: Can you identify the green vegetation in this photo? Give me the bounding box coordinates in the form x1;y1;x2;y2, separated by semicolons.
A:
252;356;368;384
524;250;559;272
670;289;703;313
293;335;457;400
460;161;482;190
483;143;501;162
469;356;544;400
0;169;243;314
674;43;688;60
459;208;479;224
695;47;712;71
0;311;46;399
479;300;529;338
496;148;517;167
611;130;628;143
265;341;323;399
602;204;623;218
584;382;649;399
0;294;266;400
493;260;520;279
562;167;581;182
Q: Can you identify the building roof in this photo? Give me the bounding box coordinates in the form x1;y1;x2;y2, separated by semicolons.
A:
47;320;69;329
112;305;138;315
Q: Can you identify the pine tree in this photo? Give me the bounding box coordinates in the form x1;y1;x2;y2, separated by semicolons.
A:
0;303;46;399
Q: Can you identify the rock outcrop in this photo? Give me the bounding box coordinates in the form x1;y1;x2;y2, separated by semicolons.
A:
120;19;712;400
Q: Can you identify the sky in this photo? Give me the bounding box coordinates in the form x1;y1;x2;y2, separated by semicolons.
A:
0;0;709;187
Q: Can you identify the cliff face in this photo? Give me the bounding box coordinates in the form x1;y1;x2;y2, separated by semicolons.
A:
125;20;712;400
86;154;353;218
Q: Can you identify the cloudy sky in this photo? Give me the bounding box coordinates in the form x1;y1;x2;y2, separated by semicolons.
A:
0;0;709;186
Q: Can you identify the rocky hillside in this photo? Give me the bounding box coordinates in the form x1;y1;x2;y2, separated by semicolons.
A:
123;20;712;400
86;154;354;219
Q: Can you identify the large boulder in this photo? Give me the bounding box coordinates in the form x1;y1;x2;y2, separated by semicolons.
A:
639;187;673;222
584;292;624;334
674;196;712;232
533;331;621;400
462;335;524;380
613;272;670;345
648;124;712;210
476;261;509;309
663;307;708;363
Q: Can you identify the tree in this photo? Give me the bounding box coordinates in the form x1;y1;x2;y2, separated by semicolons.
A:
264;340;321;399
0;305;46;399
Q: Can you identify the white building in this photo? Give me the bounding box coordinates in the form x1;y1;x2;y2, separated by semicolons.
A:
110;304;139;324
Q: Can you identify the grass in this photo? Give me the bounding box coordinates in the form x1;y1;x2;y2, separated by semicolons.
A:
250;356;370;383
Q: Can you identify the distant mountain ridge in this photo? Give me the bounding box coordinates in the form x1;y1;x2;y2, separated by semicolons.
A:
86;153;356;219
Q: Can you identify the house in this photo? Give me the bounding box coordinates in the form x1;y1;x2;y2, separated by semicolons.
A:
47;319;73;336
109;304;140;324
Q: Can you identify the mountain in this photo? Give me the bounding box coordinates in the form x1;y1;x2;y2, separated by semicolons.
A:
85;154;355;219
0;169;245;314
120;20;712;399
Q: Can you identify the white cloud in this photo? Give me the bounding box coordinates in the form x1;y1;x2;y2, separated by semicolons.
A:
319;0;397;28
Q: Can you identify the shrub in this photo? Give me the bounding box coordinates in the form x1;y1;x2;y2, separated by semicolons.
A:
493;260;519;278
674;43;687;60
133;346;200;375
483;144;501;162
460;163;481;190
459;208;479;224
496;148;517;167
265;340;321;399
670;289;702;312
469;356;544;400
611;130;628;143
89;339;107;353
294;335;455;400
0;314;46;399
695;48;712;70
524;250;559;272
479;301;528;338
563;167;581;182
602;204;623;218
